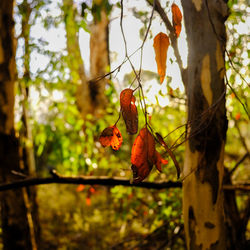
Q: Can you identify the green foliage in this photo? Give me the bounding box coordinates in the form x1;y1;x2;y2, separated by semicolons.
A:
10;0;249;248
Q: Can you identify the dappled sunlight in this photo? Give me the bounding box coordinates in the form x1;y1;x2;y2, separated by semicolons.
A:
3;0;249;249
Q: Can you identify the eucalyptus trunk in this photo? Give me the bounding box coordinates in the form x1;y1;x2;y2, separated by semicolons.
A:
181;1;228;249
0;0;34;249
63;0;109;119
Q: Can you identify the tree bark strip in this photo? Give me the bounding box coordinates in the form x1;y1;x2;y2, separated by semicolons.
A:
181;1;228;249
0;1;34;249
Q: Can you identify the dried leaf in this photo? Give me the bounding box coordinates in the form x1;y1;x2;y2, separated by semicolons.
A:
111;125;123;150
153;32;170;84
99;127;114;147
131;128;155;183
99;125;123;150
171;4;182;38
154;151;168;172
120;89;138;134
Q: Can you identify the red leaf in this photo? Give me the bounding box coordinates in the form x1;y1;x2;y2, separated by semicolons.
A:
120;89;138;134
99;125;123;150
111;125;123;150
131;128;155;183
76;184;85;192
153;32;170;84
86;197;91;206
89;187;96;193
99;127;113;147
171;4;182;38
154;151;168;172
235;112;241;120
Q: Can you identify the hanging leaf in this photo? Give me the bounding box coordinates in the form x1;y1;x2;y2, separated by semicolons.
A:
153;32;170;84
171;3;182;38
99;125;123;150
120;88;138;134
154;151;168;172
156;132;180;179
76;184;85;192
111;126;123;150
131;128;155;183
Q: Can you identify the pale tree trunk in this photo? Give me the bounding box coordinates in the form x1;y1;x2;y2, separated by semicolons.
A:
18;0;41;247
63;0;109;119
0;0;34;249
63;0;90;117
181;1;229;249
88;9;109;115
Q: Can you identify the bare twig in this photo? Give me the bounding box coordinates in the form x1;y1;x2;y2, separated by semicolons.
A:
228;152;249;176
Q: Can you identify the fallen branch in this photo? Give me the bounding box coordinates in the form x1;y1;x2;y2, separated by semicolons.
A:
0;176;181;192
0;175;249;192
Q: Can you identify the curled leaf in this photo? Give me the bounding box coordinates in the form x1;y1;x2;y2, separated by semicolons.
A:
154;151;168;172
99;125;123;150
120;89;138;134
131;128;168;183
153;32;170;84
171;3;182;38
131;128;155;183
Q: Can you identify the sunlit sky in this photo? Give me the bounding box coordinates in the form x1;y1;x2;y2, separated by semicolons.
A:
14;0;249;115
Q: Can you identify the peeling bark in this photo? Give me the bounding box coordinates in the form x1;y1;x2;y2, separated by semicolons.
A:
181;1;228;249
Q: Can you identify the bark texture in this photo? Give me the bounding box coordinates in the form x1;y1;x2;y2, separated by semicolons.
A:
181;1;228;249
18;0;41;247
0;0;34;249
63;0;109;119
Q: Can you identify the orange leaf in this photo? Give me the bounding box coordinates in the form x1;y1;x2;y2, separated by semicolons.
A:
131;128;155;183
89;187;96;193
120;89;138;134
99;125;123;150
153;32;170;84
76;184;85;192
171;4;182;37
86;197;91;206
235;112;241;120
111;126;123;150
99;127;113;147
154;151;168;172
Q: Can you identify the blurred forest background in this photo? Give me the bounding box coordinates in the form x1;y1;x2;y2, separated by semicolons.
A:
0;0;249;249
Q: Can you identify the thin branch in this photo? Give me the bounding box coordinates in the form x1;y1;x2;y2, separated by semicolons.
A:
226;75;249;119
228;152;249;176
0;176;249;192
223;184;250;192
234;119;250;154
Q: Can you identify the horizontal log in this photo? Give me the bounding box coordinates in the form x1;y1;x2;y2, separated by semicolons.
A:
0;175;182;191
0;175;249;192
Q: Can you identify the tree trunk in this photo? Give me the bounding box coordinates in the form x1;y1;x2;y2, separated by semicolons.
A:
0;0;34;249
63;0;109;119
88;9;109;116
18;0;41;247
181;1;228;249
